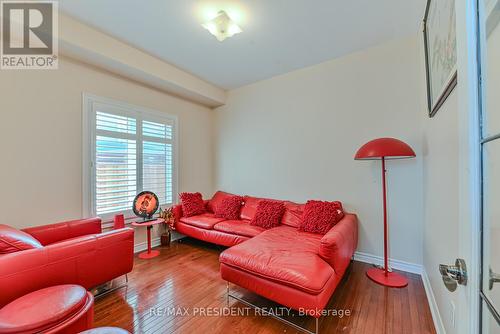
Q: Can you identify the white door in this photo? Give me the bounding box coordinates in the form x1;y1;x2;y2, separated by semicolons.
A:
479;0;500;332
443;1;483;333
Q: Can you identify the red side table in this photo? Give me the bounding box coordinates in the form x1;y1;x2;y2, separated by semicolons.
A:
131;218;164;259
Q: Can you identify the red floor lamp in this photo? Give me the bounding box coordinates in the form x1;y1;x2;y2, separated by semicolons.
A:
355;138;416;288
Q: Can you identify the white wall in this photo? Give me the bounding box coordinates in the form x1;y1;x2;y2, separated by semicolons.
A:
0;56;214;244
214;35;424;265
422;91;459;333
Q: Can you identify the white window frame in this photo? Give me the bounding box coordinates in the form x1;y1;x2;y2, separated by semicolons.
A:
82;93;178;226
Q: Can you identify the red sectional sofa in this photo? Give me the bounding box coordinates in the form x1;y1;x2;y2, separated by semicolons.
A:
0;218;134;307
173;191;358;317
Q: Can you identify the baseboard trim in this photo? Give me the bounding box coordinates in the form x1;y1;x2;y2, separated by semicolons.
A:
133;232;184;254
134;237;161;253
421;269;446;334
353;251;422;274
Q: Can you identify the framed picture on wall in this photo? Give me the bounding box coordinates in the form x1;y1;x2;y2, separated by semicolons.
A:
423;0;457;117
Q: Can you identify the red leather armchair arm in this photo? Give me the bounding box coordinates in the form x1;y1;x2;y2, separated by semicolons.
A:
22;217;102;246
0;227;134;308
318;213;358;277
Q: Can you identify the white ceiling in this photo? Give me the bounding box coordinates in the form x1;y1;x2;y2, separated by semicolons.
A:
60;0;425;90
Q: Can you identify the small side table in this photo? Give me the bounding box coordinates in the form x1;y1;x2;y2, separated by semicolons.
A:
131;218;164;259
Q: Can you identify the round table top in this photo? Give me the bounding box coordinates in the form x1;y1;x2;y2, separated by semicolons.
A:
131;218;165;227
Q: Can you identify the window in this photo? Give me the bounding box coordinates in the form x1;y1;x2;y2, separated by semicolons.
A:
83;94;177;221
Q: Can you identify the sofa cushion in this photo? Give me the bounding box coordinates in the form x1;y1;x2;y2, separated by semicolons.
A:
180;213;226;230
241;196;277;220
250;200;285;229
281;202;305;228
0;224;43;254
299;200;344;234
240;196;262;220
176;221;251;247
214;195;244;220
179;192;206;217
219;226;334;294
0;284;89;333
207;191;236;213
213;220;265;238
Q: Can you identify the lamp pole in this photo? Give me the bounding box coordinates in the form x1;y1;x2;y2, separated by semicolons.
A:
355;137;414;288
381;157;388;276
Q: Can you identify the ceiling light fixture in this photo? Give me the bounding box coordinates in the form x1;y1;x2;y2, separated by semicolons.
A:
202;10;242;42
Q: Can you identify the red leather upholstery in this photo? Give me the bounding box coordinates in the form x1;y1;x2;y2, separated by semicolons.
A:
22;218;102;246
176;222;250;247
213;220;265;238
221;263;340;317
240;196;264;220
207;191;236;212
0;225;42;254
174;192;358;316
281;201;305;228
220;226;330;294
173;200;266;245
319;213;358;277
180;213;226;230
220;215;357;316
0;219;134;308
0;284;93;334
220;214;357;315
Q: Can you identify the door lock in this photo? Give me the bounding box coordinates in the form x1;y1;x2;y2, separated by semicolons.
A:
489;267;500;290
439;259;467;292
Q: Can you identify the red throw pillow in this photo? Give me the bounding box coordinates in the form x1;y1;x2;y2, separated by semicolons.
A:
214;196;243;220
250;200;285;229
179;192;206;217
299;200;344;234
207;191;236;213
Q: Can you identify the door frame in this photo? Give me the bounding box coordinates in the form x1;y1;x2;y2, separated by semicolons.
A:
455;0;482;333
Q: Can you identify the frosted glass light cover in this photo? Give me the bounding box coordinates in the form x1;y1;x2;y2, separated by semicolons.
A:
202;10;242;41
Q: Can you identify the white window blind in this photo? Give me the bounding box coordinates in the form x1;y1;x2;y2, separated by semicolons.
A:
95;135;137;215
84;95;177;219
143;141;173;205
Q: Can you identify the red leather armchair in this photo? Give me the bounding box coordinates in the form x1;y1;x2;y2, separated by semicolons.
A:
0;218;134;308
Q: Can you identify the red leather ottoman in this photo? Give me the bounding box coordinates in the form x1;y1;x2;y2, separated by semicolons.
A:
0;285;94;334
80;328;130;334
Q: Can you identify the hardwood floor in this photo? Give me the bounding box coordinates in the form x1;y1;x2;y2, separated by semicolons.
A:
94;238;436;334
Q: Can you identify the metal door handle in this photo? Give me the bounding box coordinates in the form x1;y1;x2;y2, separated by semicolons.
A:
490;268;500;290
439;259;467;292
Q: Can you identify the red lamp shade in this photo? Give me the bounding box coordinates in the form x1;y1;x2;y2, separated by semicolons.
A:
355;138;416;160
